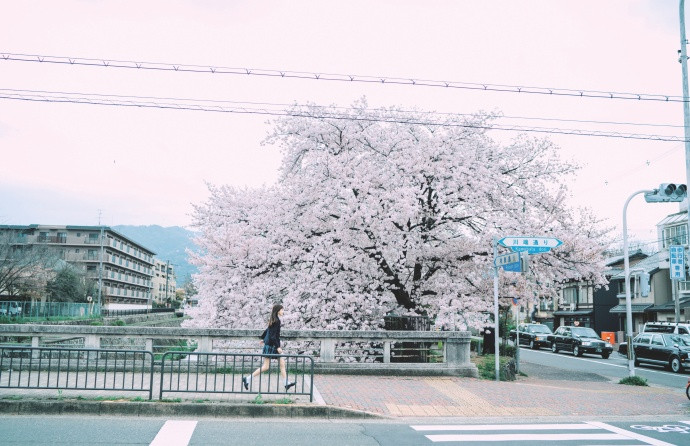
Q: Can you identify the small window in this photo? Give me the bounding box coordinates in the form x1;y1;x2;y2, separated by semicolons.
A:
651;335;664;346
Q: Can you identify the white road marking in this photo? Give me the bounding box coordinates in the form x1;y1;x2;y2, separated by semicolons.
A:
587;421;677;446
412;423;595;431
150;420;198;446
425;433;625;442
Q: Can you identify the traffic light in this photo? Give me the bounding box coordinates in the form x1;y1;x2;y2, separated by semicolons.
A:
643;183;687;203
639;272;650;297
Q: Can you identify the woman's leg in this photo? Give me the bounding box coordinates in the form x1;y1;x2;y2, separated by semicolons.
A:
279;357;287;380
252;358;270;377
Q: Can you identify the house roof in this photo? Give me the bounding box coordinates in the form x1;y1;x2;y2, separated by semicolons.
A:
648;297;690;312
552;309;593;316
657;211;687;226
609;304;653;314
609;251;665;280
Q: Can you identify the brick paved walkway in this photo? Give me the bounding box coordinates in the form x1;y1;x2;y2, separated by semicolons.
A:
314;375;690;417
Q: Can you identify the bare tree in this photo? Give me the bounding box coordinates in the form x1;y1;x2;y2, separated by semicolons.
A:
0;230;59;299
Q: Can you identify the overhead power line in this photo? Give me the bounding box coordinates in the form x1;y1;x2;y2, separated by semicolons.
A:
1;51;685;103
0;88;685;142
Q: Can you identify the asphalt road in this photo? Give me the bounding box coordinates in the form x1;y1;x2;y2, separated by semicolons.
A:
516;345;690;389
3;416;690;445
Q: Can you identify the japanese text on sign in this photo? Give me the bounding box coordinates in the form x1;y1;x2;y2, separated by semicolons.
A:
669;245;685;280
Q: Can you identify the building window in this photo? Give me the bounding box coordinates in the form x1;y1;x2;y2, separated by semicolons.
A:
563;286;579;305
663;224;688;248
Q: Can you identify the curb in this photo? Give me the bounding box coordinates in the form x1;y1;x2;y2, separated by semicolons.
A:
0;399;383;419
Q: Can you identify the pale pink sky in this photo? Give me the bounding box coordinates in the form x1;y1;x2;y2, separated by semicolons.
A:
0;1;685;249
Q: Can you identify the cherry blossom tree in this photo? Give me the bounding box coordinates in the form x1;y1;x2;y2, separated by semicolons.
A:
187;99;609;331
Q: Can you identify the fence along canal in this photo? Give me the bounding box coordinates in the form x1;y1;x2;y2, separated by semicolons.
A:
1;346;314;401
0;324;475;401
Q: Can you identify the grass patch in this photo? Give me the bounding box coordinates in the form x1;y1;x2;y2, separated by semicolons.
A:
619;376;648;386
251;394;265;405
1;395;23;400
472;354;514;380
159;398;182;403
272;397;293;405
194;399;211;404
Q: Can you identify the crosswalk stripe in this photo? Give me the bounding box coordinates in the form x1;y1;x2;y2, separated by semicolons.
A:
412;423;594;431
586;421;677;446
426;433;625;442
150;420;198;446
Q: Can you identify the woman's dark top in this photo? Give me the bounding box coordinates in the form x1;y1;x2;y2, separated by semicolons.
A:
259;317;281;348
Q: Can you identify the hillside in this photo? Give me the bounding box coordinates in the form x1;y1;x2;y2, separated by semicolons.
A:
113;225;198;286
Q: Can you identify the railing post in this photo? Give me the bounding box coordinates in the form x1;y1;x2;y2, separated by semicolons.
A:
198;336;211;353
383;341;391;363
445;335;471;367
31;335;40;359
85;334;100;349
320;338;336;362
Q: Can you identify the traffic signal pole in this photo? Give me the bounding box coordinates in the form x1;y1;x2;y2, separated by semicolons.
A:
493;238;500;382
679;0;690;323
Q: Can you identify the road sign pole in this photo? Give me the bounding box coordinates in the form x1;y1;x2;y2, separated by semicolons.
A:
493;237;500;382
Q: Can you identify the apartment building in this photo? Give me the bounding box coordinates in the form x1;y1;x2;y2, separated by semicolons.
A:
151;259;176;306
0;224;155;309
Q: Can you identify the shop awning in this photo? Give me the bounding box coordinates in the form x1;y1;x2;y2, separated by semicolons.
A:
609;304;653;314
552;309;593;316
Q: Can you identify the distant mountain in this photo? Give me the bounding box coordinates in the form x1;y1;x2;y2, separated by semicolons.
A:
113;225;198;286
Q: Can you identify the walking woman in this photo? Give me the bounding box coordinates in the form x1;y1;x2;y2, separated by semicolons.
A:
242;304;296;391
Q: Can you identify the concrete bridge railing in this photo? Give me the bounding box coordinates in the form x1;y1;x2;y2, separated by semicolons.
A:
0;324;478;377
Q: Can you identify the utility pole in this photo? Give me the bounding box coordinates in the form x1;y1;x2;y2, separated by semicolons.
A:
679;0;690;322
165;260;170;305
97;210;104;310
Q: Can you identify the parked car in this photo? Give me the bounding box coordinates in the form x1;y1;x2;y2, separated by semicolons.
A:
0;302;21;317
642;322;690;335
548;326;613;359
622;332;690;373
509;323;553;350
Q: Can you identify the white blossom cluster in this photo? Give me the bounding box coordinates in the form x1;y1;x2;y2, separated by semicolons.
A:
186;99;609;332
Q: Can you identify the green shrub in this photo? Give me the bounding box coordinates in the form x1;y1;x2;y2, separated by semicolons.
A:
113;319;125;326
619;376;648;386
475;354;516;381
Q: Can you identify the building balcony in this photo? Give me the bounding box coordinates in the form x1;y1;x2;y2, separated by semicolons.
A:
37;236;66;243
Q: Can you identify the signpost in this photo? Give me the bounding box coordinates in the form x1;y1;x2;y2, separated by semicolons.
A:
498;236;563;254
670;245;685;280
670;245;685;322
492;235;563;381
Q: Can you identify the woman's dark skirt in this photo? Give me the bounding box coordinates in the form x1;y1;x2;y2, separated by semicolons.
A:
262;344;278;357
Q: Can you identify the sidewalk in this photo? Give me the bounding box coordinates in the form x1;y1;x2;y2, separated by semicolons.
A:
2;363;689;419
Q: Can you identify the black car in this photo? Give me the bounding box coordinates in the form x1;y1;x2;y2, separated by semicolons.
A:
624;332;690;373
548;326;613;359
509;323;553;350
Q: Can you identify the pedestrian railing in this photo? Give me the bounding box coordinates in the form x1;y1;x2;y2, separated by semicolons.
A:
0;346;154;399
160;352;314;401
0;324;476;378
0;346;314;401
102;308;174;317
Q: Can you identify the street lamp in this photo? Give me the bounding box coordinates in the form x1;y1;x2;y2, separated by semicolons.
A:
622;183;687;377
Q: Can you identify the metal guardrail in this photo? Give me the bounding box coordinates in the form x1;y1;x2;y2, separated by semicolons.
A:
0;346;154;399
0;346;314;402
160;351;314;402
102;308;174;317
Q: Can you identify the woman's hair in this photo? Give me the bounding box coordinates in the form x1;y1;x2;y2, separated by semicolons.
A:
268;304;283;326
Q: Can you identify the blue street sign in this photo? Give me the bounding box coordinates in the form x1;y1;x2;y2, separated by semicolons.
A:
494;252;520;267
498;236;563;254
502;262;521;272
670;245;685;280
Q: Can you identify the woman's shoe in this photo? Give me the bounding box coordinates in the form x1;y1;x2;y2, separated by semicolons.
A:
242;377;249;390
284;381;296;391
